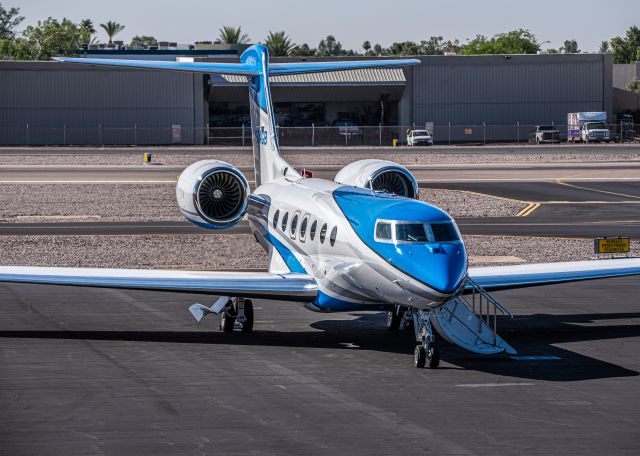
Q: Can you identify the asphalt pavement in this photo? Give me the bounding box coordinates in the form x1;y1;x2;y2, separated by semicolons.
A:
1;277;638;455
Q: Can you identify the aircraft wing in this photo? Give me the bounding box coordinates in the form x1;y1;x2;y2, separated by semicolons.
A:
467;258;640;292
0;266;317;302
53;57;260;76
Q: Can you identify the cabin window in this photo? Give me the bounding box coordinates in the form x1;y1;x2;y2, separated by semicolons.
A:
273;209;280;229
300;216;308;242
309;220;317;241
330;226;337;246
290;214;299;238
281;212;289;231
319;223;327;243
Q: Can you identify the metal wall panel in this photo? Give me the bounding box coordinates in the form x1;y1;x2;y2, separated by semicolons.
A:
0;62;206;145
403;53;609;140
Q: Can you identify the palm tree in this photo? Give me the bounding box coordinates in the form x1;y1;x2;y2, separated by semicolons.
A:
100;20;125;44
218;26;249;45
264;31;293;56
79;19;96;45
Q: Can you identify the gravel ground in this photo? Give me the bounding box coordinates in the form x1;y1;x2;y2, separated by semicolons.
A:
419;189;525;217
0;185;525;222
0;234;636;269
0;151;638;167
0;184;182;222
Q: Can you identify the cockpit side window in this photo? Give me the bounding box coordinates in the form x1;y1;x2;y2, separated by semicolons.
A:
375;221;392;241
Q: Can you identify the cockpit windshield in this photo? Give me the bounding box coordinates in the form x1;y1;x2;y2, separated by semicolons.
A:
375;220;461;244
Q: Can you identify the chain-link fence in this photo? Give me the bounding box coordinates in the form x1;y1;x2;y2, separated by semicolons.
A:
1;123;639;147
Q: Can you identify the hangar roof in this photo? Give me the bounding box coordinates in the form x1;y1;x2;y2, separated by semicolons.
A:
210;68;406;86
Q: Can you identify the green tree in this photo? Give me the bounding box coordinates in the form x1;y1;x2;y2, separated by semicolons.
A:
290;43;315;56
628;79;640;94
317;35;344;56
130;35;157;48
79;19;96;46
462;29;540;55
562;39;579;53
598;40;610;53
362;40;371;54
0;2;24;39
217;25;249;44
99;20;124;44
15;17;83;60
372;43;385;56
264;31;293;56
387;41;420;56
610;26;640;63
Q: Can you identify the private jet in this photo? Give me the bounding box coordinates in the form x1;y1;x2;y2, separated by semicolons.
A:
1;45;638;368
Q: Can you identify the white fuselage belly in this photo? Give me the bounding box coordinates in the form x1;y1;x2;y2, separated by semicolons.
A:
247;177;455;312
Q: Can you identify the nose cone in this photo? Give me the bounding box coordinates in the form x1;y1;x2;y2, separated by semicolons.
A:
426;243;468;294
390;242;467;295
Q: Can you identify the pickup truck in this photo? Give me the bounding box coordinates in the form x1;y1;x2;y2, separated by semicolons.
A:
580;121;610;143
407;129;434;146
528;125;560;144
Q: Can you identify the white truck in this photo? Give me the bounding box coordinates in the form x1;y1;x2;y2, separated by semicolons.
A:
567;112;610;143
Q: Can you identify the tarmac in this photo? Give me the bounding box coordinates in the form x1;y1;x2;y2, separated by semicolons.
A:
1;278;639;455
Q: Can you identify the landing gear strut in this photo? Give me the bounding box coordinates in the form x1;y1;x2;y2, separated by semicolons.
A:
412;308;439;369
220;298;254;333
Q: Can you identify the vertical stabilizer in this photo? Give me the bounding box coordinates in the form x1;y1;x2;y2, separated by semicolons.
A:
241;45;298;186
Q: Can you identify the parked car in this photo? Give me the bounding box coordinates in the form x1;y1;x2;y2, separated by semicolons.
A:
407;129;434;146
333;120;361;137
580;121;611;143
528;125;560;144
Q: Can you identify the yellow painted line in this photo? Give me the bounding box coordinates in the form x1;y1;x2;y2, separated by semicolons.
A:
516;202;540;217
554;178;640;200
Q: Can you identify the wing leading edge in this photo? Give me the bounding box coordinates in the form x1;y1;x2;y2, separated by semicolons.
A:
0;266;317;302
468;258;640;292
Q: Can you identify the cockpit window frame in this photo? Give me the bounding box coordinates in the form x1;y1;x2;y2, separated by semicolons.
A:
374;219;462;245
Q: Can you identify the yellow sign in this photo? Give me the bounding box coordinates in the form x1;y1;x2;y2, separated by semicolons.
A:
594;237;630;254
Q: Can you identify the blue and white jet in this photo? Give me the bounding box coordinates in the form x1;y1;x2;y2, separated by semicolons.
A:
1;45;639;368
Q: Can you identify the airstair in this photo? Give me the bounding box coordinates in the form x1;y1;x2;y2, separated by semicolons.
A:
431;277;517;356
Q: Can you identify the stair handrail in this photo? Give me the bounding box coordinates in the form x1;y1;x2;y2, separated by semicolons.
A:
465;277;513;318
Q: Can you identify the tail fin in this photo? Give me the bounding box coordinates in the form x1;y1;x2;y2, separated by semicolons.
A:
55;50;420;186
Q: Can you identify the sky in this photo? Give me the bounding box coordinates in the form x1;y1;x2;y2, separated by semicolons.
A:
13;0;639;52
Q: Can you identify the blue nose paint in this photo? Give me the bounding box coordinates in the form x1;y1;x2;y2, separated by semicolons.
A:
333;186;468;294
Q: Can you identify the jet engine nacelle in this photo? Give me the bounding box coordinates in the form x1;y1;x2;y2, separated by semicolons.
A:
176;160;250;229
334;159;419;199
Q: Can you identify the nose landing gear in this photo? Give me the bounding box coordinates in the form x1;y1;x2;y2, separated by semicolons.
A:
412;308;439;369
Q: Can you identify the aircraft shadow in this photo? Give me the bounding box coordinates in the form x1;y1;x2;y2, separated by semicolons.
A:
0;311;638;382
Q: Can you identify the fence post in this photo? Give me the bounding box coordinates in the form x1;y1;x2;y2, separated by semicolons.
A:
242;123;245;147
379;123;382;147
448;122;451;145
98;123;102;147
26;124;29;145
134;124;137;146
311;123;315;147
345;126;348;147
63;124;66;145
483;122;486;145
517;121;520;144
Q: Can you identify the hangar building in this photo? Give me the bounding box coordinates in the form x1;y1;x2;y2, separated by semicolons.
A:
0;49;616;145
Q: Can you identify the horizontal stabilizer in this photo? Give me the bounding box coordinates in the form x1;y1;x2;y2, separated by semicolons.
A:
53;57;259;76
268;59;420;75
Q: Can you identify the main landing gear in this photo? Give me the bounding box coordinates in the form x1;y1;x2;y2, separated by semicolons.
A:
220;297;254;333
411;308;439;369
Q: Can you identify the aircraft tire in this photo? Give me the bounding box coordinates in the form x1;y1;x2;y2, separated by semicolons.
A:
220;309;236;332
427;343;440;369
386;310;402;331
241;299;254;333
414;344;426;368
